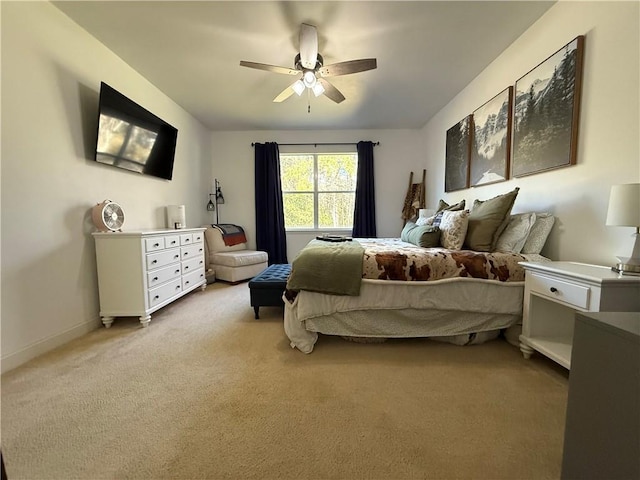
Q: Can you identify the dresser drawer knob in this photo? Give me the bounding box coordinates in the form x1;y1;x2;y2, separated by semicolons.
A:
152;277;158;281
152;260;158;264
184;252;189;256
175;285;181;290
185;266;189;270
550;287;558;293
174;255;179;259
153;243;160;247
154;295;159;300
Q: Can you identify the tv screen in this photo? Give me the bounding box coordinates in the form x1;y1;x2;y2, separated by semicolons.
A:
95;82;178;180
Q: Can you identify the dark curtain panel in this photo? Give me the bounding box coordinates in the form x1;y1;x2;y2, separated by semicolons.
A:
254;142;288;264
352;141;377;237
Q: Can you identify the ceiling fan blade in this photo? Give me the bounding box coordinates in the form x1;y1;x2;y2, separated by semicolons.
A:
319;58;377;77
240;61;299;76
299;23;318;69
273;81;300;103
317;78;345;104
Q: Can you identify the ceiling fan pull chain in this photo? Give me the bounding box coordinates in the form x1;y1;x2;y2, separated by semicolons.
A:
307;89;311;113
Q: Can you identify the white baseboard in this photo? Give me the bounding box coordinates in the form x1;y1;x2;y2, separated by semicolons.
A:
1;320;99;374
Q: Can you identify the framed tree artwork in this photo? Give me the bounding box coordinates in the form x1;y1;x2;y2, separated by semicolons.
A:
445;115;471;192
469;86;513;187
511;35;585;177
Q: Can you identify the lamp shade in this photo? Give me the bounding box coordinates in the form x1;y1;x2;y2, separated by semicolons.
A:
606;183;640;227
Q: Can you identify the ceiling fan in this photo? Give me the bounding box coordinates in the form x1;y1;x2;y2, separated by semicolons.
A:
240;23;377;104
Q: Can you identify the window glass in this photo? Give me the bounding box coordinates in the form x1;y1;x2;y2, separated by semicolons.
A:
281;153;357;230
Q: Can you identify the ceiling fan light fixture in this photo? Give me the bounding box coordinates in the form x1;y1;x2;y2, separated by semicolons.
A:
292;80;305;96
303;70;317;88
312;82;325;97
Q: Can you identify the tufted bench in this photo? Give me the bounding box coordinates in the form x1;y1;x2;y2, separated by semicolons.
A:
248;264;292;319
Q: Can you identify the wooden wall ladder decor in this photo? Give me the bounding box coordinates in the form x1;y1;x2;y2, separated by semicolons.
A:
401;169;426;224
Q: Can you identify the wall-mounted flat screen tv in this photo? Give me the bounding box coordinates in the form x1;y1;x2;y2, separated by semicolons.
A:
95;82;178;180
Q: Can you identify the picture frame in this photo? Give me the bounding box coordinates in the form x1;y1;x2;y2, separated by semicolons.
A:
469;86;513;187
511;35;585;177
444;115;471;192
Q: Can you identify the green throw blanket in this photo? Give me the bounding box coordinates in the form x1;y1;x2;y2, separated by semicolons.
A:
287;239;365;296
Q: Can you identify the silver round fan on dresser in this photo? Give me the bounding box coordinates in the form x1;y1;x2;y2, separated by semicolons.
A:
92;199;125;232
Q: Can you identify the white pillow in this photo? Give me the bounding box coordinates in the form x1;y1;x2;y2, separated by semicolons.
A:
521;213;555;254
439;210;470;250
415;216;432;226
495;212;537;253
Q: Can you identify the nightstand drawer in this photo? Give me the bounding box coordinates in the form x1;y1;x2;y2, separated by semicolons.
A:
529;272;590;309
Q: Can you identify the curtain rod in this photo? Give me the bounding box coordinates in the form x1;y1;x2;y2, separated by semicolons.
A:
251;141;380;147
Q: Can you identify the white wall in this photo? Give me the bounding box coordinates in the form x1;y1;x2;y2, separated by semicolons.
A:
210;129;425;260
0;2;212;372
421;1;639;266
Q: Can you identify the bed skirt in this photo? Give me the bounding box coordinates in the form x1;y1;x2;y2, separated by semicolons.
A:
284;277;524;353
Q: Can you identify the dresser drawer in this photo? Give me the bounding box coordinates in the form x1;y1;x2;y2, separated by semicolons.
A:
146;248;181;270
529;272;590;309
180;233;194;245
193;231;204;243
144;237;165;252
147;263;181;288
148;278;182;308
181;243;204;261
182;268;206;290
182;256;205;274
164;235;180;249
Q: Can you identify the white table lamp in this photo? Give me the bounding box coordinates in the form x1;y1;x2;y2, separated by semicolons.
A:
606;183;640;275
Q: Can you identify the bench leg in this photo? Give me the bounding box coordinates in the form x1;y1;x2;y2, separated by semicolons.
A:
254;306;260;319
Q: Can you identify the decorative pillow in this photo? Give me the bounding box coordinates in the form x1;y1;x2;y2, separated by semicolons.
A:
521;213;555;254
415;216;431;226
436;199;466;213
464;187;520;252
431;199;466;227
401;221;441;248
495;212;537;253
439;209;470;250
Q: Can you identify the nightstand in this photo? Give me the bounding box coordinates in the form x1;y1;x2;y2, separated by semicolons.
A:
519;261;640;369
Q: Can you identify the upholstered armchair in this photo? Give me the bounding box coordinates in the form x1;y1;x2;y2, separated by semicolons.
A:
203;226;268;283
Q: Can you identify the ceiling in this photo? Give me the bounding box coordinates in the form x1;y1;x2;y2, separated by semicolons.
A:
53;1;555;131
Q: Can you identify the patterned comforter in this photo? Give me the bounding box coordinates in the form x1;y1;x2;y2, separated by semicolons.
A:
359;238;526;282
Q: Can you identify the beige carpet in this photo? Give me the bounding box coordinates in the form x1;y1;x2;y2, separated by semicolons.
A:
1;282;568;479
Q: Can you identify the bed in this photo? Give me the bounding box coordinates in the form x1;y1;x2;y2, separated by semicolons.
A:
283;237;549;353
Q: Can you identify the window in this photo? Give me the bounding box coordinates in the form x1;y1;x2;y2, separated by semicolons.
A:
280;153;357;230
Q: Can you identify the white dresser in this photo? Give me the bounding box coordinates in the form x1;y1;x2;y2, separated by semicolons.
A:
93;228;207;328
